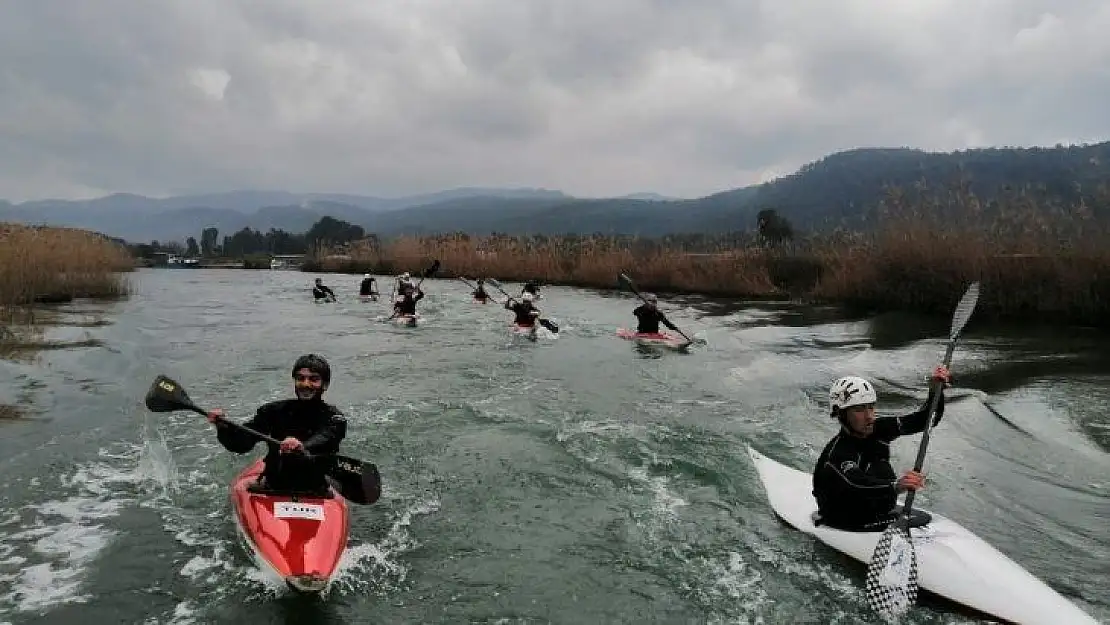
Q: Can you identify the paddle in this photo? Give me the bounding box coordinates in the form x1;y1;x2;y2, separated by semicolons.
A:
144;374;381;505
864;281;981;619
617;273;702;346
388;259;440;320
484;278;560;334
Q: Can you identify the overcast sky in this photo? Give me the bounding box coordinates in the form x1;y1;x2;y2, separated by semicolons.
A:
1;1;1107;202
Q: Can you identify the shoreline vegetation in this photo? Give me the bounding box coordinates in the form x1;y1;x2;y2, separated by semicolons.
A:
299;189;1110;328
0;223;132;344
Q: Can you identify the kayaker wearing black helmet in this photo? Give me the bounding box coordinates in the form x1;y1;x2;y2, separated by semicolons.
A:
811;366;950;531
206;354;347;495
633;293;680;334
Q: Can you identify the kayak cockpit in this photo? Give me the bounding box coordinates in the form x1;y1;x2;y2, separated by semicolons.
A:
810;508;933;532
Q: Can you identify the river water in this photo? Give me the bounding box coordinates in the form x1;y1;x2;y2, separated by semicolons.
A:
0;269;1106;625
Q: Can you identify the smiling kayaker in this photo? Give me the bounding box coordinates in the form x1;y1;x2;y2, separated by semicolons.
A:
205;354;347;495
811;366;950;531
633;293;680;335
505;291;541;327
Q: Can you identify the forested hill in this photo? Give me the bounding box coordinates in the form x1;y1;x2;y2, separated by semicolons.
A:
2;141;1109;241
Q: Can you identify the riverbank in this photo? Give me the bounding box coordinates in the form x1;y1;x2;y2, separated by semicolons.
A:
0;223;133;321
301;225;1110;327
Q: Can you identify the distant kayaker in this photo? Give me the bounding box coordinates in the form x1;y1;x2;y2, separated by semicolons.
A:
393;285;424;317
359;274;378;297
205;354;347;495
521;279;541;298
313;278;336;302
633;293;680;334
505;291;541;327
811;366;951;531
473;278;490;302
396;272;414;294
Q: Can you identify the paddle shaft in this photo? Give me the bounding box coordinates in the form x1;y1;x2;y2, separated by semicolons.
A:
900;340;956;514
179;401;331;458
619;274;694;343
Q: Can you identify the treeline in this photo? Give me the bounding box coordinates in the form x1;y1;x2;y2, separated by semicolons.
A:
126;216;375;258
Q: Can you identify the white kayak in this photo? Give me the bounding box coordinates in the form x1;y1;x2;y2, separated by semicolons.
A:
746;445;1100;625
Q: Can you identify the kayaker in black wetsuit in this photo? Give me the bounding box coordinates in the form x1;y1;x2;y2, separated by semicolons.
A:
521;280;541;298
505;292;540;326
359;274;378;297
811;366;950;531
473;278;490;302
396;272;414;295
205;354;346;495
313;278;336;301
633;293;679;334
393;286;424;316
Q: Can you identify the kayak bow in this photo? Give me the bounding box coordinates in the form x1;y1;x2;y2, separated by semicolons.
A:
230;460;349;594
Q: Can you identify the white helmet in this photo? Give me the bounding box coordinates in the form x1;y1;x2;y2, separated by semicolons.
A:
521;292;534;302
401;272;411;280
828;376;877;416
364;273;370;278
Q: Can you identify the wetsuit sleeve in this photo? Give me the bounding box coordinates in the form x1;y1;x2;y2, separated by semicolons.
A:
303;411;347;454
414;291;424;301
874;388;945;441
659;312;679;331
215;405;272;453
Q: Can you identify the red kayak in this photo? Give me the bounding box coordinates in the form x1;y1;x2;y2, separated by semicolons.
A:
616;328;691;350
230;459;349;593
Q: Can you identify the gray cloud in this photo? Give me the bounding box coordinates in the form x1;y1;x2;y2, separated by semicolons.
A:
1;0;1108;201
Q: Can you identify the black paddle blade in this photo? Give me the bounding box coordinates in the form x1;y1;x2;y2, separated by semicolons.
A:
145;375;201;414
540;318;560;334
326;456;382;505
865;520;919;618
423;260;441;278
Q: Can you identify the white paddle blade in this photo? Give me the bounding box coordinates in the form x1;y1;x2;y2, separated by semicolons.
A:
949;281;981;340
865;524;919;619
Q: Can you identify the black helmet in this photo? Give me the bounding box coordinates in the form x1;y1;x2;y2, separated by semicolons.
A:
292;353;331;386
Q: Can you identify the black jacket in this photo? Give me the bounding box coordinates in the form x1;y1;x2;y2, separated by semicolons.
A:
812;390;945;529
216;398;347;491
633;305;676;334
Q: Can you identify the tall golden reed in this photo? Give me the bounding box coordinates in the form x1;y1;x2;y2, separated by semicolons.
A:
309;185;1110;326
0;223;133;322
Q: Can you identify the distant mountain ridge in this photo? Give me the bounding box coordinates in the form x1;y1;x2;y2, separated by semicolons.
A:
2;141;1108;243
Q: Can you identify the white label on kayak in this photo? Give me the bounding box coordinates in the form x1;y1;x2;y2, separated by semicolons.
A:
879;533;913;587
274;502;324;521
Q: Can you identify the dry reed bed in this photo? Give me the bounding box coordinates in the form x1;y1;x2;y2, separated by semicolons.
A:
0;223;133;323
312;223;1110;326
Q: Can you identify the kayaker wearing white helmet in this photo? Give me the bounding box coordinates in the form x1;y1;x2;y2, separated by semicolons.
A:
358;274;378;298
811;365;951;531
397;271;414;293
505;291;541;327
205;354;347;495
633;293;680;334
